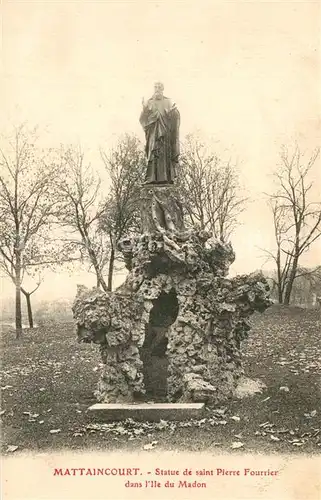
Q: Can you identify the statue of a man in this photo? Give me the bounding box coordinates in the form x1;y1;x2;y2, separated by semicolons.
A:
140;82;180;184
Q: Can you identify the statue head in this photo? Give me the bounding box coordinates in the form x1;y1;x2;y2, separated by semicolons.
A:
153;81;164;99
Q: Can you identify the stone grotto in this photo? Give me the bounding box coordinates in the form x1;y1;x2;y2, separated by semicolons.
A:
72;83;271;406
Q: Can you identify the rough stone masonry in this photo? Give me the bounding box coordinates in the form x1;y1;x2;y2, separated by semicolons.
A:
72;184;271;405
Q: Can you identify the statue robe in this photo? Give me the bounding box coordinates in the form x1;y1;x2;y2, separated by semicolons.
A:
139;96;180;184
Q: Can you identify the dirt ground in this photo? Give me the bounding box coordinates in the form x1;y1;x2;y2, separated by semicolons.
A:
1;305;320;454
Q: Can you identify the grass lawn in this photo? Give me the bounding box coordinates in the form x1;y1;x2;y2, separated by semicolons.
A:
1;305;320;455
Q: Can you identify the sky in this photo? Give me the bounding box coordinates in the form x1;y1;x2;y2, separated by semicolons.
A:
1;0;321;301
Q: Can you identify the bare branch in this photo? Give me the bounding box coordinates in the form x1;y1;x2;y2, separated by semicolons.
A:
264;144;320;304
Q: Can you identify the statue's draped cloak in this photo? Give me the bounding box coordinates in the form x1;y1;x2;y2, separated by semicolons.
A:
140;96;180;184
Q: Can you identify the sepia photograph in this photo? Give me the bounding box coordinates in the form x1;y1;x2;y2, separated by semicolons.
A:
1;1;320;499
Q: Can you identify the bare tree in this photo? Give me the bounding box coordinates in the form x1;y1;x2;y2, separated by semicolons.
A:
57;145;110;291
178;134;246;241
291;265;321;306
266;265;321;306
0;125;62;337
100;134;145;290
20;277;42;329
265;145;321;305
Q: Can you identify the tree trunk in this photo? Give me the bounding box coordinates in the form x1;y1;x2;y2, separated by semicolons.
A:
277;284;283;304
107;245;115;292
87;246;108;292
94;265;108;293
22;291;34;328
15;251;22;339
284;283;293;305
276;247;283;304
284;257;299;305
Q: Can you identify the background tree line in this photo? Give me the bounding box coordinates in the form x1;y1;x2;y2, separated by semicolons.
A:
1;125;320;337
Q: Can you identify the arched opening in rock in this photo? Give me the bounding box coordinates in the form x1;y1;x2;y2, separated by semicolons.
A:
140;288;179;401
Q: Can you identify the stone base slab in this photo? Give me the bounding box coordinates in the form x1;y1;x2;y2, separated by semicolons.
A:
88;403;205;422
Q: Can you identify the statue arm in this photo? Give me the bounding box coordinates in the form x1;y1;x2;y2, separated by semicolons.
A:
140;99;158;128
140;104;162;130
139;106;149;127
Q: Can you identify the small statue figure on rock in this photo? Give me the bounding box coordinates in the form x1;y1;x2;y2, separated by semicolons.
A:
140;82;180;184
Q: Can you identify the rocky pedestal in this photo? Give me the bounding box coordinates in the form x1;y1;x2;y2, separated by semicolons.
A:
72;185;271;405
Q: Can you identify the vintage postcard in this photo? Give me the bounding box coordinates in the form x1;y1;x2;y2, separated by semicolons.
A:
1;1;320;499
